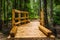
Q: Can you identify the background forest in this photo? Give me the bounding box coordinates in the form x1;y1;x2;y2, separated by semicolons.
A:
0;0;60;34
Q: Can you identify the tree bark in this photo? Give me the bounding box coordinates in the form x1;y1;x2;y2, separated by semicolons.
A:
50;0;53;27
0;0;2;30
43;0;49;27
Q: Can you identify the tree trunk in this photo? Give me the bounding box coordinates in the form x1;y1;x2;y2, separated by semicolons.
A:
39;0;41;18
50;0;57;36
43;0;49;27
0;0;2;30
50;0;53;27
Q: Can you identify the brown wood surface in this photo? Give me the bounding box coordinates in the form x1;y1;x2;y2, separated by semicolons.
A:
39;25;52;36
15;18;20;20
15;21;46;38
8;21;55;39
9;9;55;39
14;21;21;25
12;9;30;25
40;9;45;26
8;21;47;38
10;26;17;37
14;9;28;13
50;35;55;38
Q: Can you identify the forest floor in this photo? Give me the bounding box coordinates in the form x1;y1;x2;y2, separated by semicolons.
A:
55;25;60;39
0;31;7;40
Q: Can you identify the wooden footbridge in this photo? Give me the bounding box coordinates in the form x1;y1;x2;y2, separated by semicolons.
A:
7;9;55;40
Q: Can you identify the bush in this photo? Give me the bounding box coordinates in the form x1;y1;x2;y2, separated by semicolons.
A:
53;5;60;25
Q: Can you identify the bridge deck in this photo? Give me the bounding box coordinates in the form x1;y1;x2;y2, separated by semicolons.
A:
15;21;46;38
8;21;47;38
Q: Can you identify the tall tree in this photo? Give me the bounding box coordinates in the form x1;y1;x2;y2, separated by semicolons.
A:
0;0;2;30
43;0;49;27
47;0;54;29
50;0;53;27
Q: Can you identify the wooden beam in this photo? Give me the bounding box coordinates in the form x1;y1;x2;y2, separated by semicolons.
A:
14;9;28;13
39;25;53;36
14;21;21;25
50;35;55;38
40;9;45;26
12;9;15;27
10;26;17;37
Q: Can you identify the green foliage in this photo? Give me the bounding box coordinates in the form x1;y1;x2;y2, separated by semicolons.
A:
53;5;60;25
54;0;60;5
1;0;13;21
54;5;60;12
26;0;40;19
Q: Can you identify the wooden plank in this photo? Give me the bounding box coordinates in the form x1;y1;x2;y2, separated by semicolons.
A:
14;9;28;14
15;21;47;38
14;22;21;25
15;18;20;20
21;17;26;19
39;25;52;36
10;26;17;37
21;11;28;13
50;35;55;38
49;35;55;40
15;9;21;13
21;17;29;19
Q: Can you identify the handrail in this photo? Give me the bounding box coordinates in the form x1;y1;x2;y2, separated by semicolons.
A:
13;9;29;13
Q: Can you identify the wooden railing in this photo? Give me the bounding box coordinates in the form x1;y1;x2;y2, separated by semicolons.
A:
10;9;30;37
40;9;45;26
12;9;30;26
